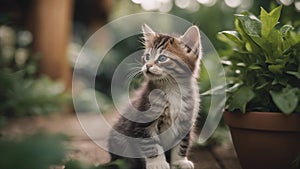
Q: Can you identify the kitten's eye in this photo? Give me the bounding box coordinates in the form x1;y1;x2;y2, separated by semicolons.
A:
144;54;150;61
158;55;168;62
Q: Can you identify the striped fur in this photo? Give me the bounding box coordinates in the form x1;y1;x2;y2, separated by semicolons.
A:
108;24;201;169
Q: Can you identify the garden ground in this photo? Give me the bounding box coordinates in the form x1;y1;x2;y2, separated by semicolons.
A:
0;113;242;169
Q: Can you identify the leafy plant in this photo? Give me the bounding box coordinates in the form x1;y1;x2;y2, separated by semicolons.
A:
0;132;129;169
217;5;300;114
0;133;67;169
0;25;69;125
0;72;69;118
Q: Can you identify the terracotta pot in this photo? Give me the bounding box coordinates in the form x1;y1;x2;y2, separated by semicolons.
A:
224;111;300;169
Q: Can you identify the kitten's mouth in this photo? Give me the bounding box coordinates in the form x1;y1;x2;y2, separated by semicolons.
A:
141;66;166;80
144;70;164;79
147;70;160;76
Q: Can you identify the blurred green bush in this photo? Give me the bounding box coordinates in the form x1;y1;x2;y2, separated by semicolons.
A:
0;25;70;168
0;25;69;126
0;133;66;169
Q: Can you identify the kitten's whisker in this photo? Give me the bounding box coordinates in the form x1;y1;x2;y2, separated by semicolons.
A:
127;66;141;71
134;59;143;65
126;68;143;80
126;71;139;78
128;62;142;67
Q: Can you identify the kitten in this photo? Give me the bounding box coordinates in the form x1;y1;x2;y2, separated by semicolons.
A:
108;24;201;169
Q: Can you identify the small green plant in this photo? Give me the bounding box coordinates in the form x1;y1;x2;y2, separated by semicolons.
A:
0;72;69;117
0;132;129;169
0;25;69;125
0;133;67;169
217;5;300;114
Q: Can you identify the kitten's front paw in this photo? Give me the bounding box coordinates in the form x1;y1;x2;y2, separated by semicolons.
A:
147;161;170;169
171;160;194;169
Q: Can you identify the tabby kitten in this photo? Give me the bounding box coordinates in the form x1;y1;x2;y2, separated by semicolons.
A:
108;24;201;169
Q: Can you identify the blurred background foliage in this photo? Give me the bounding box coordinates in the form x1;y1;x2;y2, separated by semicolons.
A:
0;133;67;169
0;23;72;169
0;25;69;126
0;0;299;168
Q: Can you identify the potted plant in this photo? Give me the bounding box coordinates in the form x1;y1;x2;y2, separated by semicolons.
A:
217;5;300;169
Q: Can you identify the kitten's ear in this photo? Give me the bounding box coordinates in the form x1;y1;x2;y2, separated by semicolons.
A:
142;24;156;45
180;26;201;55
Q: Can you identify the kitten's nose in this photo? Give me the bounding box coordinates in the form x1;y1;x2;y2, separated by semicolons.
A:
146;64;152;69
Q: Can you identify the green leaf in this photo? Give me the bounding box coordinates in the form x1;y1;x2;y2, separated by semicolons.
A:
234;15;261;54
270;86;299;114
256;82;269;90
217;31;243;47
104;159;129;169
248;64;262;70
252;31;282;62
226;83;242;93
286;71;300;79
200;84;227;96
281;25;295;51
228;85;255;113
271;29;284;56
260;5;282;39
236;14;261;37
280;25;294;37
285;31;300;47
268;64;283;74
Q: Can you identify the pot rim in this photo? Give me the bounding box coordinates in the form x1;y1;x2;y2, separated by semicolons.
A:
223;111;300;132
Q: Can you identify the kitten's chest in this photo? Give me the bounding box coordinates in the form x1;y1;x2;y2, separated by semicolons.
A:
156;89;187;132
166;91;182;117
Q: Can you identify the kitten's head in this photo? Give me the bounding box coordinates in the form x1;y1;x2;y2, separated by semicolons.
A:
141;24;201;82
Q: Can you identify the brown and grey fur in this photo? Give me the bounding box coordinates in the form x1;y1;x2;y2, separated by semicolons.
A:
108;24;201;169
